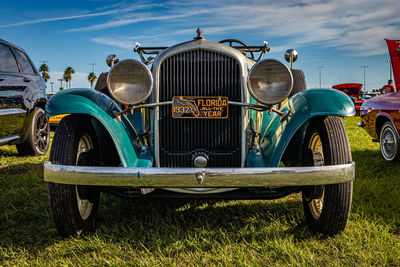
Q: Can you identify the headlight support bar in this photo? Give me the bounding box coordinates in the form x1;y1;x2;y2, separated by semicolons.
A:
113;101;289;123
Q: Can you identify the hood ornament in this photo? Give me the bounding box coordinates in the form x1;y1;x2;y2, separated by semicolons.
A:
195;171;205;184
194;27;205;40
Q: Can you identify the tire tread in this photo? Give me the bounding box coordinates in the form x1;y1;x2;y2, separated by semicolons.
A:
303;116;353;236
48;117;98;237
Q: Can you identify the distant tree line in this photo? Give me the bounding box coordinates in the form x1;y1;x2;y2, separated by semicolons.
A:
38;63;97;89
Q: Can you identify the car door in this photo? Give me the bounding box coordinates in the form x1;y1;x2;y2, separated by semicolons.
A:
11;47;41;110
0;42;27;142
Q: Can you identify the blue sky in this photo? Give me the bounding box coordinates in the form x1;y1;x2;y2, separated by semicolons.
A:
0;0;399;91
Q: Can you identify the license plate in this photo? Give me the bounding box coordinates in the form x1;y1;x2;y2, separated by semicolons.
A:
172;96;228;119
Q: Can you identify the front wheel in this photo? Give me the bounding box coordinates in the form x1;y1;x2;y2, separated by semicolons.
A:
302;116;353;236
379;121;400;161
48;116;100;237
16;107;50;156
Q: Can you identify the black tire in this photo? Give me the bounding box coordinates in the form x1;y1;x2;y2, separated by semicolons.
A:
94;72;109;96
379;121;400;161
302;116;353;236
48;116;100;237
288;69;307;98
16;107;50;156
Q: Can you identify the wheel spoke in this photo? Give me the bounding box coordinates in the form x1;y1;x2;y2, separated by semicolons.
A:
381;125;397;160
39;139;44;149
38;115;44;128
34;113;49;151
76;186;94;220
307;132;325;219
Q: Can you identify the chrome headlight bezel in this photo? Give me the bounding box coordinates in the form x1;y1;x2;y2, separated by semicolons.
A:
106;59;153;105
247;59;293;105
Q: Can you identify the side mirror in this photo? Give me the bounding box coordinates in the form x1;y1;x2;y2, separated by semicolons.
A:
106;54;119;67
284;49;298;69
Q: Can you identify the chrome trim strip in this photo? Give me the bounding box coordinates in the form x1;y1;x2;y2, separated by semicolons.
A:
44;161;355;187
0;135;20;145
0;108;27;116
152;39;249;167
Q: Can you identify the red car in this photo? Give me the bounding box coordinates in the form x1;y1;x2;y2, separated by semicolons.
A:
360;39;400;161
332;83;365;114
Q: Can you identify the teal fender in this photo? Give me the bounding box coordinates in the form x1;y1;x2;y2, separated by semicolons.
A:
45;88;152;168
247;89;355;167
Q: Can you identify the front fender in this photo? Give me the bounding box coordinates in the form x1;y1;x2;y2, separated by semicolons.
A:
46;88;152;168
248;89;355;167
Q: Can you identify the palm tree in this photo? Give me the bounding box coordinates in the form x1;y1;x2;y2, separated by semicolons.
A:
39;63;50;83
87;72;97;88
63;66;75;88
63;73;69;88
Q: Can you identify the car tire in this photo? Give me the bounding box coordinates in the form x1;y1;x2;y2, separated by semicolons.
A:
302;116;353;236
94;72;109;96
379;121;400;161
289;69;307;98
16;107;50;156
48;116;100;237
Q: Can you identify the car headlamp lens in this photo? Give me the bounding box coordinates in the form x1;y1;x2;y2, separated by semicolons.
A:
247;59;293;105
107;59;153;105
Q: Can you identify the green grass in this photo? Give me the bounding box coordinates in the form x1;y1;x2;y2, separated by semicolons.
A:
1;117;400;265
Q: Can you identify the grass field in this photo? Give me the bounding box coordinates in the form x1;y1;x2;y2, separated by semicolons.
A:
1;116;400;265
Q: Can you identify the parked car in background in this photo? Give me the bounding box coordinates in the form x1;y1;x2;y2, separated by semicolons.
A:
48;113;69;129
332;83;365;114
0;39;49;155
363;92;381;100
360;93;400;161
44;29;355;237
359;38;400;161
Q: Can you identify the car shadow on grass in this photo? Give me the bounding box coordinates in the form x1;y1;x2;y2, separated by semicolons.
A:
0;162;314;257
351;147;400;233
0;146;19;157
94;194;316;249
0;162;57;252
0;162;43;176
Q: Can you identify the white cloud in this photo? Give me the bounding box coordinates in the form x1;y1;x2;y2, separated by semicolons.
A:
0;3;162;29
4;0;399;56
0;10;116;28
86;0;398;57
64;8;213;33
91;37;133;49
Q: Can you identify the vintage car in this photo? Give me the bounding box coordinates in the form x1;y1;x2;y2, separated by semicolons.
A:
44;29;355;237
332;83;365;114
46;92;69;129
359;39;400;161
360;93;400;161
0;38;49;155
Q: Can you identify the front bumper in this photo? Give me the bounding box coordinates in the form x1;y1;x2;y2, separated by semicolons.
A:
44;161;355;187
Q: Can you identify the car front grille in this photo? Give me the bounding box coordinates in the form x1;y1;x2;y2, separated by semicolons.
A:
158;49;242;167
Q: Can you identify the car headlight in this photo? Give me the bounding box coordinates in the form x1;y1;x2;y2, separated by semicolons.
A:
247;59;293;105
107;59;153;105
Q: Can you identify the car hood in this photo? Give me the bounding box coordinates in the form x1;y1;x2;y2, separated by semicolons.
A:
332;83;363;99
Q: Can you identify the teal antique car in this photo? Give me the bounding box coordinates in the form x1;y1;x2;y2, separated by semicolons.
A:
44;29;355;237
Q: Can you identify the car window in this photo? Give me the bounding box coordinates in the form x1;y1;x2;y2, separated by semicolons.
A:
12;48;36;75
0;43;19;73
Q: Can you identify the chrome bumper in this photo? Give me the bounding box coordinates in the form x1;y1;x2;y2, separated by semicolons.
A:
44;161;355;187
